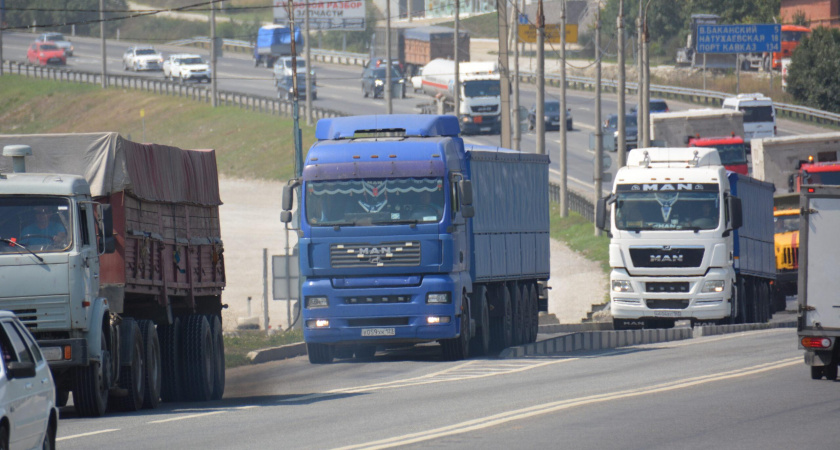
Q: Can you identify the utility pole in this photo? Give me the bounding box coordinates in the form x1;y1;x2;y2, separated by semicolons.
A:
385;0;393;114
211;1;218;107
636;0;644;146
535;0;545;155
512;0;521;151
454;0;460;121
305;0;313;125
642;11;651;147
497;0;511;148
0;0;5;75
288;2;303;179
594;4;603;236
559;0;567;217
617;0;626;168
100;0;107;88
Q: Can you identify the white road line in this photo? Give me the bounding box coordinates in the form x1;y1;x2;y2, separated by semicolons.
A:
147;410;227;424
336;357;801;450
57;428;120;442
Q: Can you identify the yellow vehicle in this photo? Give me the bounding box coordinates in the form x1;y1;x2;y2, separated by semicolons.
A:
773;196;800;313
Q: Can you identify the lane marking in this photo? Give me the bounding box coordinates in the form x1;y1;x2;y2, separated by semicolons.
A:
337;357;801;450
57;428;120;441
147;410;227;424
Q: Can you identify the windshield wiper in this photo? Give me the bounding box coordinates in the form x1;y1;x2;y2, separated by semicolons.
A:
0;238;44;263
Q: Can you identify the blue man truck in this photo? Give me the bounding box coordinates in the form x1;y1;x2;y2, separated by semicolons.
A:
280;115;550;363
254;25;302;68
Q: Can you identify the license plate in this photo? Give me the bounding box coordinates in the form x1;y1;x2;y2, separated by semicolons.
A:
480;127;491;132
361;328;395;337
653;311;682;318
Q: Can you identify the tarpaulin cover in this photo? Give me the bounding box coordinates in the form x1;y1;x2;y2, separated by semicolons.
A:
0;132;221;206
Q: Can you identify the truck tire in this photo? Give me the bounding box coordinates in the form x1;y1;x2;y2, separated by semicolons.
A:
441;291;470;361
208;315;225;401
529;284;540;343
511;283;525;346
307;343;334;364
519;284;532;344
73;328;110;417
825;362;838;381
157;317;182;402
182;314;215;401
56;389;69;407
490;285;513;352
469;287;490;356
113;320;145;412
138;320;162;409
811;365;825;380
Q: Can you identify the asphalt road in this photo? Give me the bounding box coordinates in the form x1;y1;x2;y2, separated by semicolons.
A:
3;32;831;198
52;328;840;449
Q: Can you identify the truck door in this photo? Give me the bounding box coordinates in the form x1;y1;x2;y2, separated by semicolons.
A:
803;196;840;329
78;203;100;302
449;177;470;275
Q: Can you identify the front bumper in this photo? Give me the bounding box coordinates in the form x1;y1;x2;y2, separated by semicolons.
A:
461;115;501;135
609;269;731;321
37;338;89;368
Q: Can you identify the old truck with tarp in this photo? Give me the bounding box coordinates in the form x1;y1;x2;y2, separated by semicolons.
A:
0;133;226;417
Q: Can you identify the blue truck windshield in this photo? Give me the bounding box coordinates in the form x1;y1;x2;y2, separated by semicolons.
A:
0;197;73;252
306;177;445;226
615;191;720;231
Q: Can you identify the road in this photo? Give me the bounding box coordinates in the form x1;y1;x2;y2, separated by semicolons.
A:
3;32;830;198
53;328;840;448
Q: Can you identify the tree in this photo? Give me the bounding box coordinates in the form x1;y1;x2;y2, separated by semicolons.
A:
3;0;129;37
787;27;840;113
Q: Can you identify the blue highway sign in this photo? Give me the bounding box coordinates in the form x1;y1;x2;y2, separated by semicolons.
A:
697;24;781;54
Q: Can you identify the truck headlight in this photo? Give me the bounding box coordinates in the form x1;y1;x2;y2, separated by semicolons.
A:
612;280;634;293
426;292;451;304
702;280;725;293
306;296;329;309
375;79;384;86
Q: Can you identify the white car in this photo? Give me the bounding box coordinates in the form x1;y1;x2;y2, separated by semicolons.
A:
273;56;316;86
123;46;164;72
163;53;212;84
36;32;73;56
0;311;58;449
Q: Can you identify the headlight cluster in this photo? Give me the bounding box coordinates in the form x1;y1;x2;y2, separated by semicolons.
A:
306;296;329;309
612;280;634;293
426;292;451;304
375;79;384;86
702;280;725;293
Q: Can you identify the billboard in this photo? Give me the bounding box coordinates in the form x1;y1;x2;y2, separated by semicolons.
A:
273;0;366;31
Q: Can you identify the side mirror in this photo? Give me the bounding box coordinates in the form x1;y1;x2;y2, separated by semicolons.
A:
788;174;795;193
6;361;36;379
282;184;295;211
461;205;475;218
729;196;743;230
280;210;293;223
102;204;114;238
458;180;473;206
595;197;608;230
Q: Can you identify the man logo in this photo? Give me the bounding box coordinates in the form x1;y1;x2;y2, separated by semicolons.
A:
650;254;684;263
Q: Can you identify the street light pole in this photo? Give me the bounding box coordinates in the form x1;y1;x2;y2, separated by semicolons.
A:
594;4;603;236
535;0;545;156
385;0;392;114
617;0;626;168
559;0;567;217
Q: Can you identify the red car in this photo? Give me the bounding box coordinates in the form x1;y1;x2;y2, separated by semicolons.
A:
27;41;66;66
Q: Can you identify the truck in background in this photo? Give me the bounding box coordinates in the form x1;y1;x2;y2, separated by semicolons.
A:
596;147;775;329
280;115;549;363
418;59;502;135
370;25;470;77
0;134;226;417
750;132;840;194
797;184;840;381
649;109;749;174
254;25;302;68
772;25;811;70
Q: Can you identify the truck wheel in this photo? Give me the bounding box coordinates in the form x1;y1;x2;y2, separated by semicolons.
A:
469;287;490;356
73;329;110;417
208;315;225;400
182;314;215;401
811;365;825;380
441;291;470;361
307;343;334;364
56;389;69;407
157;317;183;402
490;285;513;352
529;284;540;343
113;320;145;412
138;320;162;409
825;361;839;381
511;283;525;346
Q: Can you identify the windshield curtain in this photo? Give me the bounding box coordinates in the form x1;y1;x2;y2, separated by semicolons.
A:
739;106;774;123
715;144;748;165
0;197;73;253
463;80;501;98
306;177;445;226
615;188;720;231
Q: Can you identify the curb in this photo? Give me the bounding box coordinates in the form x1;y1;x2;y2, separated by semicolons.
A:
499;320;797;359
247;342;307;364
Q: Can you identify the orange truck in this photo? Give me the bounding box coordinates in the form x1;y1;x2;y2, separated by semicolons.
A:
772;25;810;70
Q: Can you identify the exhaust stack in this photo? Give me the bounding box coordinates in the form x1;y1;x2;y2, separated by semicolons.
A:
3;145;33;173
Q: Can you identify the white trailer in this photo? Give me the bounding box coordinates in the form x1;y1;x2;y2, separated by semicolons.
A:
417;59;501;135
649;109;745;147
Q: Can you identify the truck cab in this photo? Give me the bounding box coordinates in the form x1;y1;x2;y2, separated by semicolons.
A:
688;135;748;175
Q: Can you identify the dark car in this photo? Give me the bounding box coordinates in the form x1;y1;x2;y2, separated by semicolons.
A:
630;98;670;115
277;75;316;101
603;114;638;152
528;100;572;131
361;65;405;99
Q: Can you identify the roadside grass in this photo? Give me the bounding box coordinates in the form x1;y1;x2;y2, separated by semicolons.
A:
225;329;304;368
0;75;315;181
437;12;500;39
549;203;610;274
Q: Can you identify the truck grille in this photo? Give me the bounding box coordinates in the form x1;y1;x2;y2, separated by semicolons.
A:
630;247;705;268
347;317;410;327
645;282;689;293
331;241;421;268
781;247;798;269
646;299;690;309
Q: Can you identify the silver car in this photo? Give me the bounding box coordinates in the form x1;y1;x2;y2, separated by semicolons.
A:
603;114;638;152
0;310;58;449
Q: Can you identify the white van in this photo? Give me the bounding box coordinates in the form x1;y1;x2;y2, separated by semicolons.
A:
722;93;776;145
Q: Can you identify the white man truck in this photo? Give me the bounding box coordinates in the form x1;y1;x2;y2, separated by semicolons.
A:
596;147;776;329
0;134;226;417
797;185;840;381
418;59;502;135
